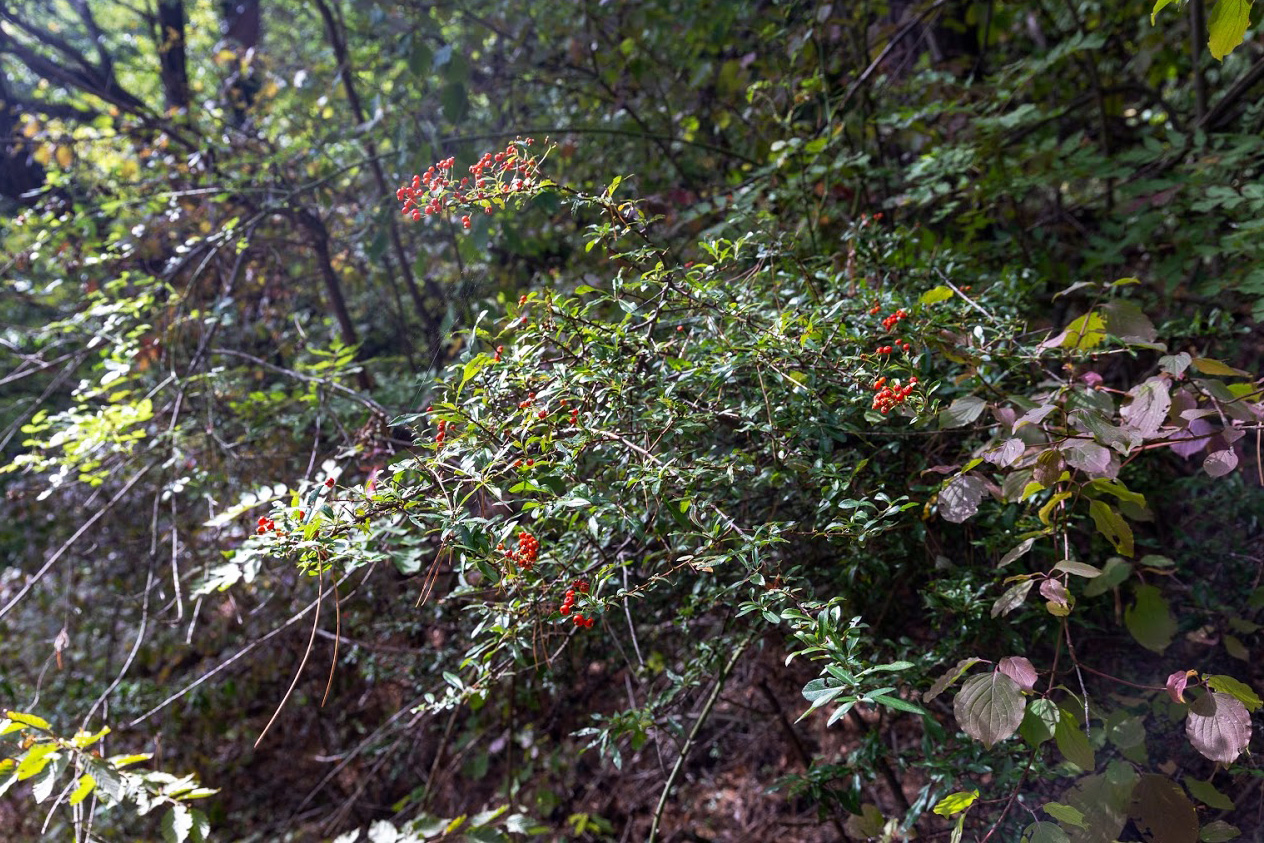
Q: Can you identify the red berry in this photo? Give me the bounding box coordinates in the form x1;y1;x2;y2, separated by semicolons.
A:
325;477;335;487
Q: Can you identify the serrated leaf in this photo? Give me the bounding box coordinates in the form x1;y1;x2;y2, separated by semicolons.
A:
992;579;1034;617
31;754;66;803
1186;692;1251;764
954;671;1025;748
1204;675;1262;711
933;789;979;817
1126;584;1176;653
162;804;194;843
1055;709;1095;771
924;657;983;702
1183;777;1234;810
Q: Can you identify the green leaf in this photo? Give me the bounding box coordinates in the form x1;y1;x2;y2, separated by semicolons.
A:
919;285;954;305
1125;584;1176;653
1208;0;1253;60
1152;0;1183;24
1042;312;1106;351
1020;698;1060;747
1089;500;1134;556
869;694;928;716
68;774;96;806
163;804;194;843
1055;708;1095;771
1191;356;1250;377
1200;820;1242;841
939;396;987;428
1186;692;1251;764
1022;822;1070;843
1043;801;1086;828
933;789;979;817
1183;777;1234;810
1204;675;1262;712
3;711;51;730
954;671;1025;748
1129;774;1198;843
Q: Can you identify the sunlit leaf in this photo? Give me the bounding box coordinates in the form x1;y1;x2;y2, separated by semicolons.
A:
1186;692;1251;764
954;671;1024;748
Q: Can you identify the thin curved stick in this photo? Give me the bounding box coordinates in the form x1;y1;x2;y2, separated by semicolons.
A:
647;635;752;843
255;569;323;748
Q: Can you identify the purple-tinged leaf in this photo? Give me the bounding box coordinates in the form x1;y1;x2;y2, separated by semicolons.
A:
1013;404;1056;433
1166;670;1196;704
984;438;1025;467
1169;417;1214;458
999;537;1037;568
923;657;983;703
954;672;1024;748
1040;578;1069;606
1062;440;1112;475
1054;560;1102;578
1204;449;1238;478
1186;692;1251;764
1120;377;1171;438
992;579;1034;617
998;656;1038;691
940;475;987;523
939;396;987;429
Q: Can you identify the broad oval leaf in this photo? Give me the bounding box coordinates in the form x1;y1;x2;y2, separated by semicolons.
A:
954;671;1024;748
940;474;987;523
1207;0;1252;60
1120;377;1171;439
939;396;987;429
1129;774;1197;843
1022;822;1070;843
998;656;1038;691
1205;674;1263;712
1186;692;1251;764
992;579;1035;617
1204;449;1238;478
1183;777;1234;811
1055;708;1095;771
1199;820;1242;841
1126;584;1176;653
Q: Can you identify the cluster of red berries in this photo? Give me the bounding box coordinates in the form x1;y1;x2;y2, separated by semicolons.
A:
872;376;918;414
255;515;280;535
875;339;912;354
560;580;594;628
493;344;504;363
498;530;540;571
435;418;451;447
880;308;909;331
396;139;541;229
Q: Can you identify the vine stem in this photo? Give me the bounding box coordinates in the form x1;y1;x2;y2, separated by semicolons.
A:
979;747;1038;843
647;634;753;843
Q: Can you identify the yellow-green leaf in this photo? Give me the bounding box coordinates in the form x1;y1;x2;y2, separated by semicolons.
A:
933;789;980;817
68;774;96;806
1152;0;1181;25
920;285;954;305
4;711;51;730
1208;0;1252;60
